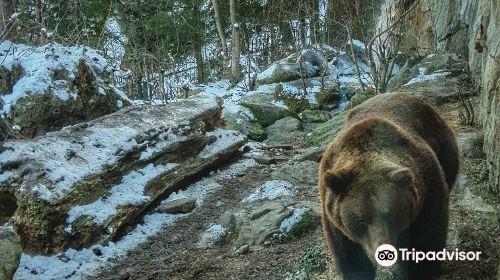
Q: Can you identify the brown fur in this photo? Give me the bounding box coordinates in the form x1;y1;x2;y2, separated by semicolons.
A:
319;93;458;280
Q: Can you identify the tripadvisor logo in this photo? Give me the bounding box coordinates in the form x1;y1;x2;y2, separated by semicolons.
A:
375;244;482;267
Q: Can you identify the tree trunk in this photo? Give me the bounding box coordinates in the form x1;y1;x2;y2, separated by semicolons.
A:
211;0;227;64
0;0;16;40
230;0;241;84
193;2;205;83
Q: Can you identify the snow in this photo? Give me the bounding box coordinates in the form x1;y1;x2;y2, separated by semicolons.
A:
15;213;182;280
0;41;115;116
15;158;258;279
272;99;289;109
242;180;294;203
256;64;277;80
0;125;139;201
166;159;258;205
196;224;226;248
350;39;366;49
280;207;309;232
405;67;451;85
198;129;246;158
66;163;178;229
0;94;220;202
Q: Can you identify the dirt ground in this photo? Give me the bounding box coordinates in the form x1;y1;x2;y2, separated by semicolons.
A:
95;97;499;280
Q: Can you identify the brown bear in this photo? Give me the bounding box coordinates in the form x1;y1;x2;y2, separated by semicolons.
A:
319;93;458;280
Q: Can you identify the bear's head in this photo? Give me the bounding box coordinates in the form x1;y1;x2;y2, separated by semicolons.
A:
322;153;422;261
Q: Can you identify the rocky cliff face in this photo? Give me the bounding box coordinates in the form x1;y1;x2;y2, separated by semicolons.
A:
399;0;499;197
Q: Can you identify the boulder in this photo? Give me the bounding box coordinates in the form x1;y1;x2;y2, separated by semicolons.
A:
271;160;319;186
345;40;368;64
256;63;302;85
0;41;131;141
304;111;346;147
421;53;467;75
265;117;303;146
223;105;266;141
0;94;247;255
346;89;376;109
314;90;341;110
157;198;197;214
240;94;294;127
0;226;22;280
299;110;333;123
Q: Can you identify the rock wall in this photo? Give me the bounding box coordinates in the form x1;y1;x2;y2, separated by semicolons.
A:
398;0;499;197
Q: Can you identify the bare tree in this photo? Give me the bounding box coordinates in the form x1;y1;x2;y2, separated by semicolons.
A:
365;0;420;93
0;0;17;40
211;0;228;65
230;0;241;84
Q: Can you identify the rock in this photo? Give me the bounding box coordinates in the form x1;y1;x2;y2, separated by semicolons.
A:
265;117;303;146
224;109;266;141
345;39;368;64
346;89;376;109
0;42;130;141
315;90;341;110
304;111;346;147
299;110;333;123
298;49;327;73
420;53;467;75
271;160;319;186
234;201;293;247
240;94;294;127
236;244;250;255
273;84;312;113
256;63;302;85
157;198;197;214
0;226;22;280
0;94;247;255
294;147;323;162
394;74;467;106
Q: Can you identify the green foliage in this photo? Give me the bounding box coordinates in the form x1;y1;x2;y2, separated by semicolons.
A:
15;0;112;46
287;211;316;238
298;244;327;277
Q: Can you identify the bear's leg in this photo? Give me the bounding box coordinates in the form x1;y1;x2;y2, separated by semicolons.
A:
407;199;449;280
324;218;375;280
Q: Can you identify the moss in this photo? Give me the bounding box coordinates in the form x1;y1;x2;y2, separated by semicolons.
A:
463;157;495;205
298;244;327;278
345;89;376;110
315;89;340;110
287;211;317;238
303;112;346;147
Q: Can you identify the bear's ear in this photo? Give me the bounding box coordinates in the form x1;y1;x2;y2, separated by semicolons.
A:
324;171;352;194
389;168;413;186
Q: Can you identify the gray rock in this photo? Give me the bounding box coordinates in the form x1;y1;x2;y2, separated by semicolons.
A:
265;117;303;146
157;198;197;214
256;63;302;85
299;110;333;123
240;94;293;127
234;201;293;247
0;226;22;280
271;160;319;186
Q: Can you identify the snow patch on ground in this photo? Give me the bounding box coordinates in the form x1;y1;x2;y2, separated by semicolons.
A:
405;67;450;85
15;213;183;280
15;158;258;279
198;129;246;158
66;163;178;228
196;224;226;248
166;159;258;205
242;180;294;203
280;207;309;232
